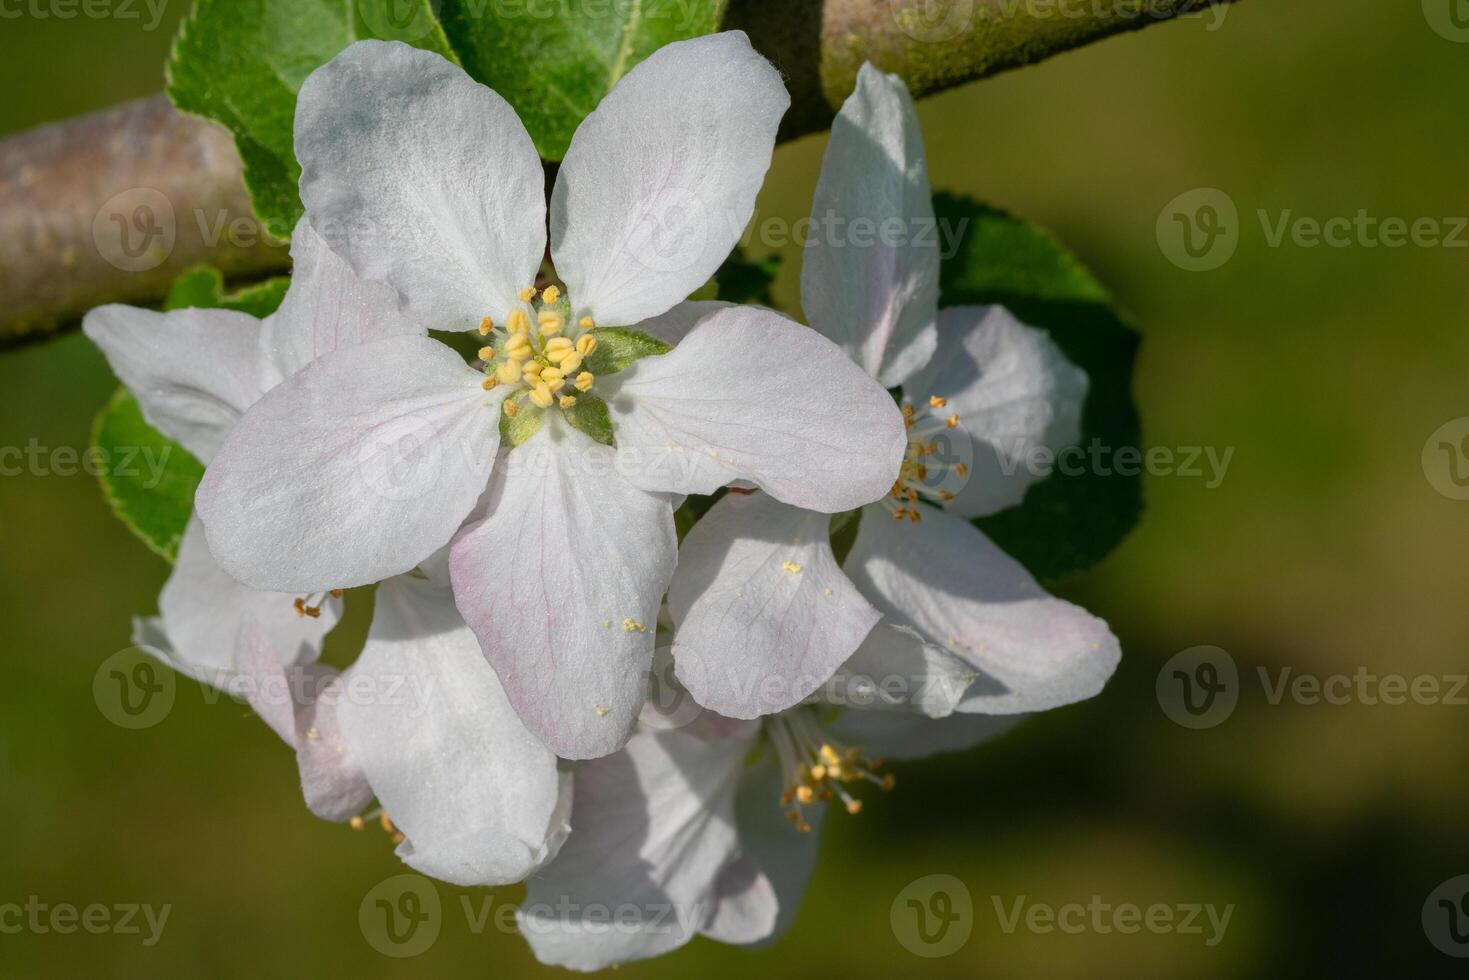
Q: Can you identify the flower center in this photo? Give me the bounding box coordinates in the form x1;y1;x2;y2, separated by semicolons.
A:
883;396;968;523
476;284;599;416
765;708;894;832
293;589;343;618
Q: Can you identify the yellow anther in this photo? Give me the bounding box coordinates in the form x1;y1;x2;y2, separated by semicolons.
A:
559;352;583;373
575;334;598;356
478;346;495;361
559;395;578;409
782;561;803;574
947;415;959;429
478;316;494;336
580;316;596;330
937;490;955;502
538;310;565;336
955;463;969;477
809;764;826;781
523;360;544;380
819;744;842;765
929;395;947;409
380;812;396;833
544;337;574;363
518;286;537;303
541;285;561;305
496;360;523;385
574;372;595;392
795;785;815;804
529;383;555;409
541;366;565;387
349;815;365;831
845;799;863;815
481;377;499;391
623;618;647;633
507;309;531;333
503;400;520;417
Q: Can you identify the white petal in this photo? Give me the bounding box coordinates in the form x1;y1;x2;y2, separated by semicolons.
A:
605;306;906;512
802;63;938;387
83;304;275;462
233;618;374;821
550;32;788;327
265;219;424;378
701;855;778;945
725;754;823;940
519;729;750;970
628;300;735;346
338;574;570;886
196;336;500;593
450;422;676;760
669;493;879;719
845;504;1120;714
158;517;340;687
902;305;1089;518
295;40;545;330
821;621;977;717
828;709;1025;761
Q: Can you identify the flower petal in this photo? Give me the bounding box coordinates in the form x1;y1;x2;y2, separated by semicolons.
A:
605;306;906;512
265;219;424;378
828;709;1025;761
903;305;1089;518
518;729;750;970
295;40;545;330
628;301;734;346
725;754;823;940
450;422;676;760
669;493;879;719
338;574;571;886
157;517;340;686
821;621;978;718
845;504;1120;714
83;304;275;462
550;32;788;327
234;617;374;822
802;62;938;388
196;336;500;593
701;855;778;945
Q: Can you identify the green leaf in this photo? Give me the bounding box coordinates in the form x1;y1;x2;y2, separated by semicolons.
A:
583;327;671;376
441;0;725;160
164;266;290;317
166;0;459;240
95;266;292;562
715;249;782;305
500;404;544;448
562;393;613;446
935;193;1143;583
92;389;205;563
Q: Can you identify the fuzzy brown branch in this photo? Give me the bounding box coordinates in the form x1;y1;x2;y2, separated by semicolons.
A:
0;0;1235;350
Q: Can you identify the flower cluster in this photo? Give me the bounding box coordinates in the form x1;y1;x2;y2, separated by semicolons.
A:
85;34;1120;969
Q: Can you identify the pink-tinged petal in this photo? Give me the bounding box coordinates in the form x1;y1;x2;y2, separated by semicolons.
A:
802;63;938;388
605;306;906;512
518;729;752;969
669;492;879;719
338;575;570;886
450;422;676;760
296;40;545;330
725;754;823;941
702;855;778;945
828;709;1026;761
902;305;1089;518
83;304;275;462
845;504;1121;714
820;621;978;718
196;336;501;593
551;32;788;327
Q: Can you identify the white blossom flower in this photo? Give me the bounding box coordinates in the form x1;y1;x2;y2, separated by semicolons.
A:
195;36;907;760
670;63;1121;722
83;221;419;689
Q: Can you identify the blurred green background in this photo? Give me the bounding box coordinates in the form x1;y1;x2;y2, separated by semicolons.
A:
3;2;1467;977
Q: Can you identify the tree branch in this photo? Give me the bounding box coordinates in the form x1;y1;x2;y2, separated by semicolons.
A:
0;0;1233;349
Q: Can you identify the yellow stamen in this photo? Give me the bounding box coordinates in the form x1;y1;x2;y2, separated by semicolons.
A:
523;360;544;380
496;360;523;385
529;384;555;409
579;316;596;330
541;285;561;305
481;377;498;391
506;309;531;334
559;352;583;373
503;400;520;417
517;286;537;303
929;395;947;408
477;345;495;361
544;337;574;363
559;395;578;409
478;316;494;336
574;372;595;392
538;310;565;336
575;334;598;356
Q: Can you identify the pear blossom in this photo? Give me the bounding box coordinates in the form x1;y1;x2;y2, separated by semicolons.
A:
83;221;420;688
670;62;1121;722
195;35;907;760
